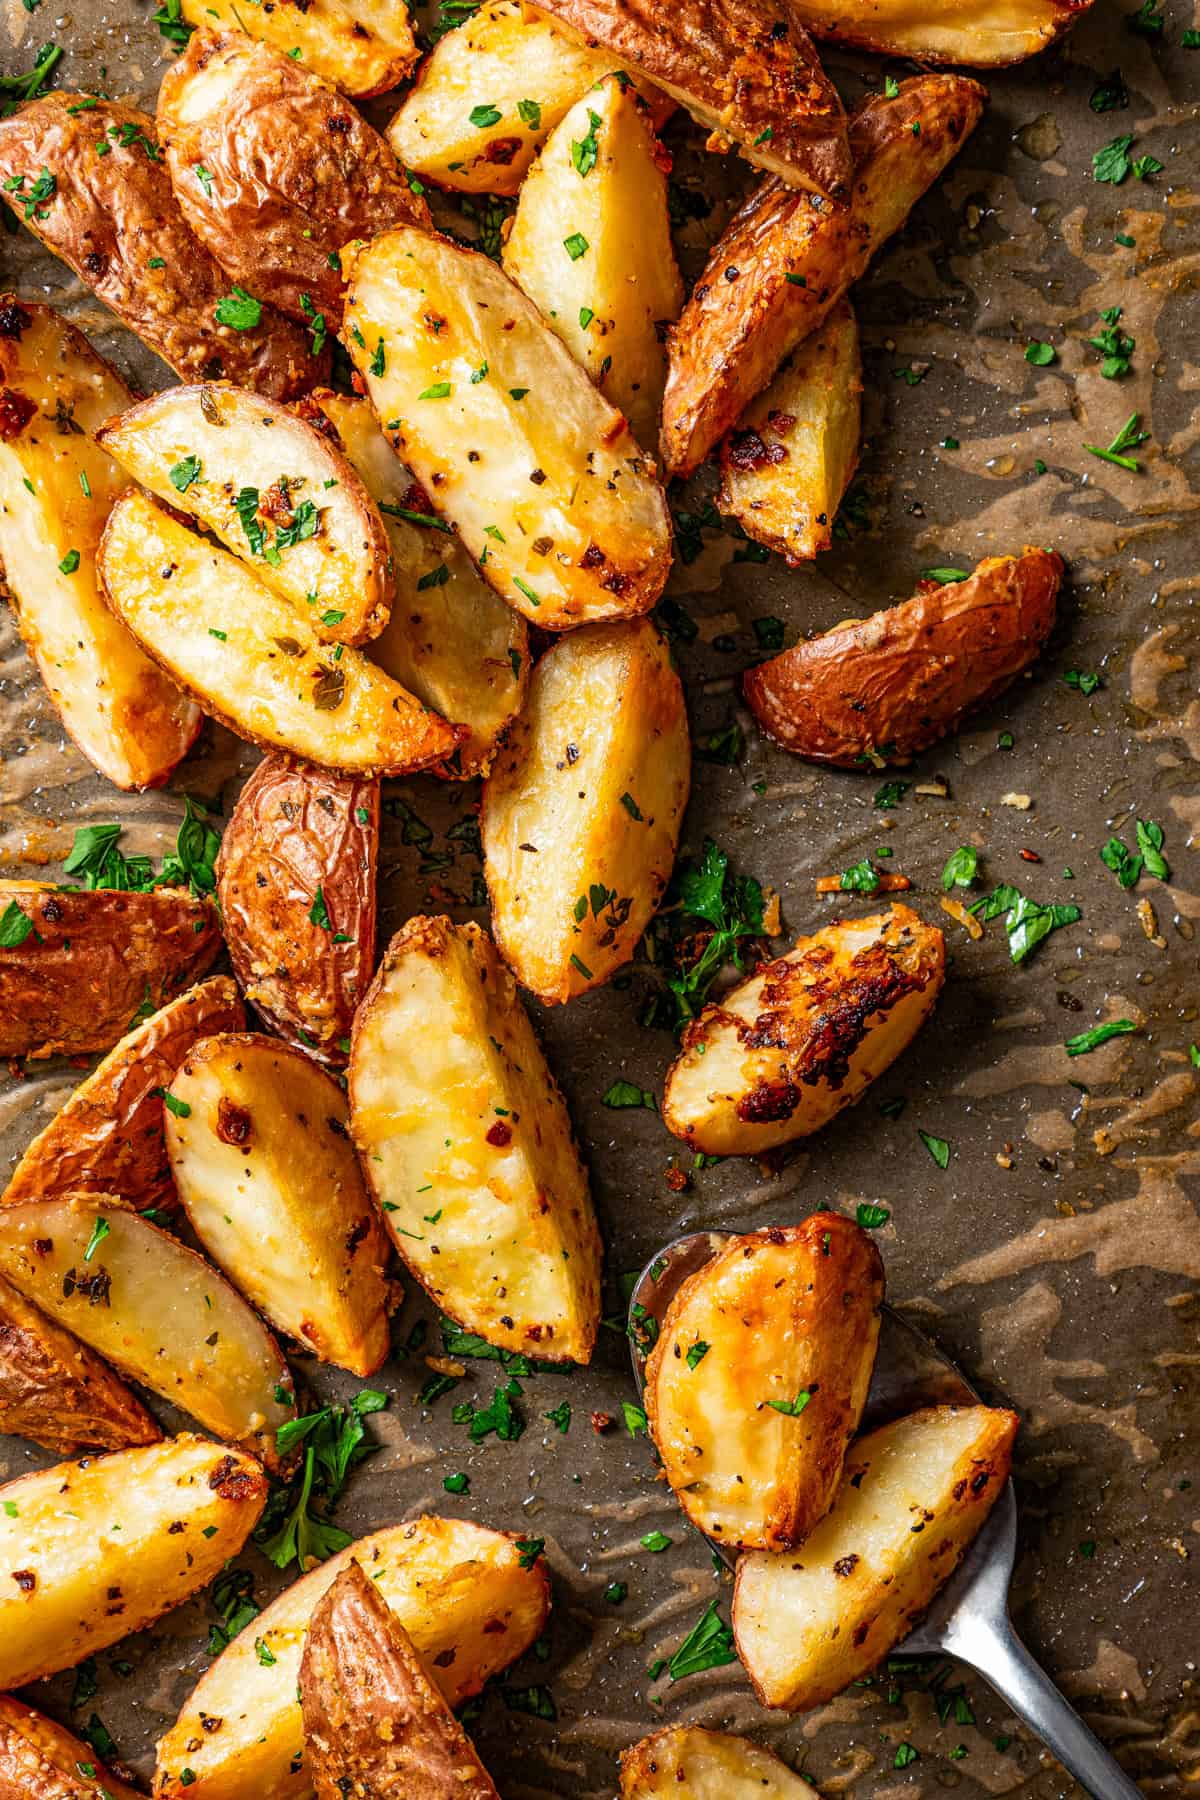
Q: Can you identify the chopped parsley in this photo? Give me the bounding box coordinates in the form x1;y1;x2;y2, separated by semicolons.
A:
1025;341;1056;365
643;839;766;1031
918;1129;951;1169
1066;1019;1138;1055
169;453;202;493
214;286;262;330
641;1529;672;1552
58;548;80;575
857;1203;890;1229
544;1401;571;1434
667;1600;737;1681
517;98;541;129
941;845;978;890
1084;410;1148;470
563;231;589;260
1089;305;1134;378
571;109;602;177
602;1079;656;1110
468;102;502;129
0;901;34;948
83;1216;110;1260
686;1341;709;1369
971;883;1082;961
766;1389;813;1416
255;1389;388;1573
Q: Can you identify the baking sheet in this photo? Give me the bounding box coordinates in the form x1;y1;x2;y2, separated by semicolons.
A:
1;3;1199;1794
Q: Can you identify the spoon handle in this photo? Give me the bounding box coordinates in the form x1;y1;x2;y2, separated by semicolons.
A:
947;1609;1143;1800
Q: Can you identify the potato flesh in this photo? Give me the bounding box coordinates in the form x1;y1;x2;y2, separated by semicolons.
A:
718;300;860;562
99;385;393;648
341;227;672;630
733;1406;1018;1709
645;1218;882;1550
0;299;200;790
166;1034;391;1376
0;1694;144;1800
0;1195;295;1464
98;491;460;776
788;0;1084;64
154;1516;550;1800
0;1434;267;1688
503;77;683;451
663;905;945;1155
178;0;417;95
481;620;689;1002
621;1725;819;1800
350;917;600;1363
0;1272;161;1455
309;392;526;778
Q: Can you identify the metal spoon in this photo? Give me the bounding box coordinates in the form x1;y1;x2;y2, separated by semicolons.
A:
628;1232;1144;1800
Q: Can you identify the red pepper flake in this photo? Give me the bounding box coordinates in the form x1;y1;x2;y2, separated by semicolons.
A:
590;1411;614;1434
485;1120;512;1147
1019;848;1042;863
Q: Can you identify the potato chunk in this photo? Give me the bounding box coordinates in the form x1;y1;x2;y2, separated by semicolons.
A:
0;1194;295;1465
788;0;1090;65
743;549;1062;765
503;76;683;450
481;620;689;1003
0;1435;268;1688
300;1562;500;1800
0;1273;160;1455
341;227;672;630
0;297;201;790
621;1726;819;1800
98;491;461;776
0;1694;144;1800
178;0;417;95
154;1516;550;1800
645;1218;883;1550
733;1406;1018;1709
350;917;600;1364
98;383;393;647
166;1033;392;1376
4;976;245;1210
661;75;986;476
663;906;945;1156
718;300;861;563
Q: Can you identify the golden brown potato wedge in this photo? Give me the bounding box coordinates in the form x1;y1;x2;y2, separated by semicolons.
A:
621;1726;819;1800
98;383;394;648
645;1218;883;1551
216;756;377;1059
0;97;323;400
0;1433;268;1689
661;75;986;477
663;905;945;1157
481;620;689;1004
154;1515;551;1800
0;1194;296;1465
98;491;462;776
0;881;221;1062
4;976;245;1210
502;75;683;451
533;0;850;201
0;298;202;790
718;300;861;563
0;1694;144;1800
350;917;600;1364
158;32;428;325
733;1405;1019;1709
341;227;672;630
789;0;1090;65
302;392;527;779
0;1273;160;1455
388;1;673;197
300;1562;500;1800
179;0;418;97
166;1034;392;1376
743;549;1062;766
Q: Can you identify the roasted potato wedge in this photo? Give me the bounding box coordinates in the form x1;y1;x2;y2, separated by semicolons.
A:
663;905;945;1156
216;756;377;1058
0;1694;144;1800
661;75;986;476
350;917;600;1365
0;97;323;400
503;75;683;450
0;298;202;790
0;1433;268;1688
154;1515;551;1800
166;1034;392;1376
158;32;429;325
300;1561;500;1800
743;548;1062;765
341;227;672;630
388;1;672;197
99;384;393;648
733;1405;1019;1709
621;1726;819;1800
718;299;861;563
0;1272;160;1454
0;1193;296;1464
98;491;462;776
789;0;1089;65
179;0;418;96
533;0;849;202
0;881;221;1062
481;620;689;1003
303;392;527;778
4;976;244;1210
645;1218;883;1551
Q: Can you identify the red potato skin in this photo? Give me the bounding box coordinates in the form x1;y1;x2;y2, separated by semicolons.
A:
216;756;377;1063
743;548;1062;766
0;1273;161;1455
0;1694;145;1800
